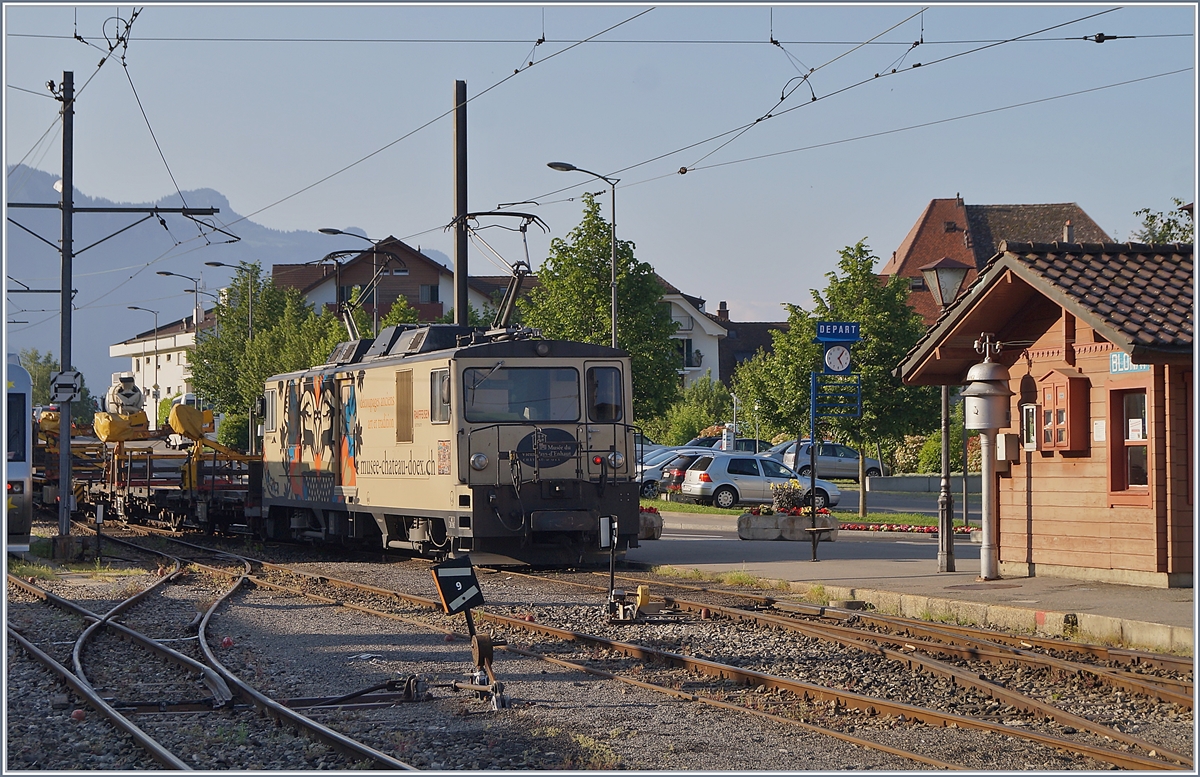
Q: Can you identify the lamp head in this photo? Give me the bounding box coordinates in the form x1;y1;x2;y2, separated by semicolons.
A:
918;257;972;308
204;261;224;267
155;271;172;277
318;228;343;235
547;162;577;172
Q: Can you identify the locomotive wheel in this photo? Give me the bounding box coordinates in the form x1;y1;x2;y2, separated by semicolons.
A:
471;634;493;667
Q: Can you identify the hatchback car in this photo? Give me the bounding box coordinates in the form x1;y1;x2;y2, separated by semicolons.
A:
779;442;889;480
636;447;706;498
681;453;840;510
658;452;710;497
712;437;773;453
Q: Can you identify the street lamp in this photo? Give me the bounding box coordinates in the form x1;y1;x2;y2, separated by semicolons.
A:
156;270;201;329
127;306;159;429
319;229;390;336
547;162;619;349
206;261;256;453
920;257;972;573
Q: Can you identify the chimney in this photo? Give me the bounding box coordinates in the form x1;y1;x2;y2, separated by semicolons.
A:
717;301;729;322
1063;220;1074;243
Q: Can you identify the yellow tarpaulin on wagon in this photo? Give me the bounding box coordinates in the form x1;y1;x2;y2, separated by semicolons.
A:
168;403;213;441
93;411;150;442
38;411;60;436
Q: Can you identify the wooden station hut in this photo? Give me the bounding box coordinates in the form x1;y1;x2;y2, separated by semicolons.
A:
897;241;1193;588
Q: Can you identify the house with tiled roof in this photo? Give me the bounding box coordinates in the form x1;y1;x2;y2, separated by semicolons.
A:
882;197;1110;325
655;274;728;386
109;308;215;429
708;301;788;388
272;237;519;324
898;241;1193;588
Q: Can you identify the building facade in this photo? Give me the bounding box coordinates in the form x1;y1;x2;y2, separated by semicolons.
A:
899;241;1193;588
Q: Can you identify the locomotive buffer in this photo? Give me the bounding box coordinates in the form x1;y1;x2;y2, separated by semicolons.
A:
431;556;510;709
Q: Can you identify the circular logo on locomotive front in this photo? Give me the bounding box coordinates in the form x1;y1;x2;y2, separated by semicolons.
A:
514;428;579;468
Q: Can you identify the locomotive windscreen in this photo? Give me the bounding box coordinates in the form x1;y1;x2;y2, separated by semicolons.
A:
463;366;580;423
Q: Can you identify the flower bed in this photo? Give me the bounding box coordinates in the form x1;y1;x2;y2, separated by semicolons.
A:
840;522;973;534
638;505;663;540
745;505;830;517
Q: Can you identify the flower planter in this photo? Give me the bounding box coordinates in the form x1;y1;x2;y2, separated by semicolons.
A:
638;507;663;540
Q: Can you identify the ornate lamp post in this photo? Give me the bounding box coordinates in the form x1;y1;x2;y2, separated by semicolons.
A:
547;162;619;349
920;257;972;573
127;306;159;427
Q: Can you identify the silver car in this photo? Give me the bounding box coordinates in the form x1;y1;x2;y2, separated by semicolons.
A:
778;442;889;480
681;452;841;510
636;447;712;498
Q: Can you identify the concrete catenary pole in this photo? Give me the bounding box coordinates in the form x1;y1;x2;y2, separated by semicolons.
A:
454;80;468;325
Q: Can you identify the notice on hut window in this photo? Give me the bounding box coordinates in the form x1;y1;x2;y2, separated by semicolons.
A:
1127;419;1144;441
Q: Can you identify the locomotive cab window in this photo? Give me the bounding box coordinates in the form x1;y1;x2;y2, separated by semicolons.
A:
587;366;623;422
431;369;450;424
463;366;579;423
263;389;277;433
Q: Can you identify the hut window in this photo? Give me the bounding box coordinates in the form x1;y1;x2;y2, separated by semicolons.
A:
1039;371;1087;451
1108;387;1149;493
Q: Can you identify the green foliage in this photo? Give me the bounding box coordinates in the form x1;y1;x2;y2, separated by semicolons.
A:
643;372;732;445
159;395;178;426
733;241;938;451
1132;198;1194;244
18;348;56;406
217;411;249;450
379;295;421;327
435;304;488;327
192;263;345;425
519;193;680;419
915;402;982;473
890;434;927;474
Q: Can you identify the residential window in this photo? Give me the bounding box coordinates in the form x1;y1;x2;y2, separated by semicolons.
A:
943;221;958;232
909;277;926;291
420;284;439;304
134;361;139;372
167;354;172;362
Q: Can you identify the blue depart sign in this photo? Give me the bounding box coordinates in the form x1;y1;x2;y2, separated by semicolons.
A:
816;321;860;343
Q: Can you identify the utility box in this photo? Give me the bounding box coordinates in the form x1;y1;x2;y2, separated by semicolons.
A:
996;433;1021;462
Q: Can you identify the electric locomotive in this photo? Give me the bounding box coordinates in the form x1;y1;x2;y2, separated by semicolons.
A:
257;324;641;566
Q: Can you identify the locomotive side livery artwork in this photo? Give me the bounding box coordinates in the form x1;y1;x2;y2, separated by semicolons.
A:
258;324;641;566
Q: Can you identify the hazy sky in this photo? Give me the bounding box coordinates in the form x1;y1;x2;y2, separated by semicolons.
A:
5;3;1197;334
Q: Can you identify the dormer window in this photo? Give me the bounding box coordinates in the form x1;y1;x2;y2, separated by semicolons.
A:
909;276;926;291
943;221;958;232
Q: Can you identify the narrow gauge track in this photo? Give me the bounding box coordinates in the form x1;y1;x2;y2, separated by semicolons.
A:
7;524;414;771
516;569;1194;764
98;533;1189;771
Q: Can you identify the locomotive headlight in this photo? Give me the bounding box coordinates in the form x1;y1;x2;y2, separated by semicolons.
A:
607;451;625;469
470;453;490;471
8;481;23;494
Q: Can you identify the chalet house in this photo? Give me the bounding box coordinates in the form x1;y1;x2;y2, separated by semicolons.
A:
272;237;512;324
708;301;788;388
898;241;1193;588
883;197;1110;325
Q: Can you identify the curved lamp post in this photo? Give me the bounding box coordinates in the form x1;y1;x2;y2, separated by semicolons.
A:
547;162;619;349
127;306;159;427
155;270;201;329
319;229;394;337
920;257;972;573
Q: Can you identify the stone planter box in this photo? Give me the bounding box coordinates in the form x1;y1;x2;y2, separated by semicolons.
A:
638;510;663;540
737;512;839;542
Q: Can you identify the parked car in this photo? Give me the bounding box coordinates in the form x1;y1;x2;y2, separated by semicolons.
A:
684;435;722;448
780;442;889;481
634;432;665;456
713;437;773;453
681;452;841;510
658;452;711;497
636;447;700;498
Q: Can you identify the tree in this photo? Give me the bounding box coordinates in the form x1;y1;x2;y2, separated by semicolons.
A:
1132;198;1193;244
191;263;348;450
434;304;488;327
732;241;938;512
643;371;732;445
519;193;679;419
379;295;421;327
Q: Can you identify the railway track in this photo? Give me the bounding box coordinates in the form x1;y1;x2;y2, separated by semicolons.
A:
7;526;414;771
76;530;1193;770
